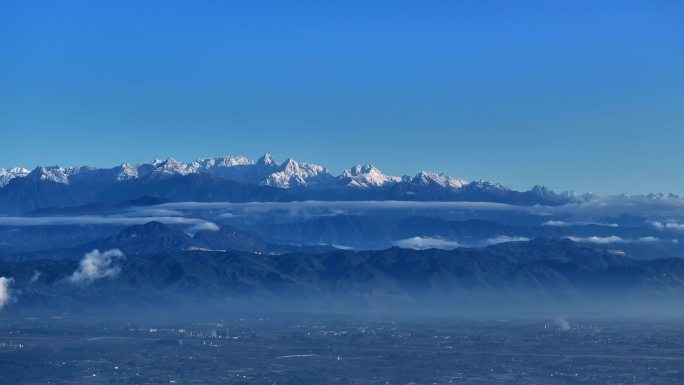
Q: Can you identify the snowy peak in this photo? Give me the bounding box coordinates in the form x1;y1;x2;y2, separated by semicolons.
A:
647;192;680;200
150;158;196;178
340;164;399;188
412;171;467;189
195;156;254;169
256;154;278;168
344;164;378;176
8;167;30;174
116;163;140;181
465;180;510;192
263;158;331;188
0;167;30;187
192;156;255;182
281;158;299;172
28;166;72;184
281;158;327;176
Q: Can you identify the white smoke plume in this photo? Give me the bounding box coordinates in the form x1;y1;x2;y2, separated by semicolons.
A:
0;277;14;310
555;317;571;331
68;249;126;285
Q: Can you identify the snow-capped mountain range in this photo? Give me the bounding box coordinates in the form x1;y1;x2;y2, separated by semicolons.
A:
0;154;469;190
0;154;583;214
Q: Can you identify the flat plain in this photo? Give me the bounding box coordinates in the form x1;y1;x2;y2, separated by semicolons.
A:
1;314;683;384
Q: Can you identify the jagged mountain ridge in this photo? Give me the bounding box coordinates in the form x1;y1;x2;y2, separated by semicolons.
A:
1;153;556;193
0;154;576;214
0;154;472;189
0;167;30;187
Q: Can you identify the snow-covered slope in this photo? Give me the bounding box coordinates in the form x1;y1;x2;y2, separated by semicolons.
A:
0;167;30;187
410;171;467;189
264;158;333;188
339;164;401;188
27;166;74;184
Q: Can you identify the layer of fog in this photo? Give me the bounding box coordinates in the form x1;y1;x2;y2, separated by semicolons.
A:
0;215;217;228
3;197;684;231
395;235;531;250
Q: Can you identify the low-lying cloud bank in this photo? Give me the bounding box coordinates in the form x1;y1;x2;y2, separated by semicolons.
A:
543;220;618;227
395;235;531;250
567;236;662;244
68;249;126;285
395;237;462;250
156;196;684;217
0;276;14;310
3;197;684;236
482;235;530;245
0;215;215;228
151;199;684;231
159;200;522;212
650;221;684;231
159;200;527;220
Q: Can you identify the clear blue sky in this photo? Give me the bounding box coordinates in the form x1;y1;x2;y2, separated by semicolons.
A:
1;0;682;194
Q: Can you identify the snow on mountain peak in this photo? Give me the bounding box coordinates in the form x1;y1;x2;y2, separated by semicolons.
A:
199;156;254;168
467;180;510;191
0;167;30;187
0;154;477;193
257;154;278;167
263;158;331;188
9;167;30;174
116;163;140;181
341;164;398;188
29;166;71;184
151;158;195;178
647;192;680;200
343;164;374;176
413;171;467;189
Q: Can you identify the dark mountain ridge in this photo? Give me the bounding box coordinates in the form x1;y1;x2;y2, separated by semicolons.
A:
1;221;334;261
2;237;684;313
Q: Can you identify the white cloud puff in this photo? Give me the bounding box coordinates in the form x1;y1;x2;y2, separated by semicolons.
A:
650;221;684;231
68;249;126;285
0;277;14;310
395;237;461;250
568;236;661;244
543;220;569;227
543;220;617;227
483;235;530;245
568;236;624;244
187;221;220;233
